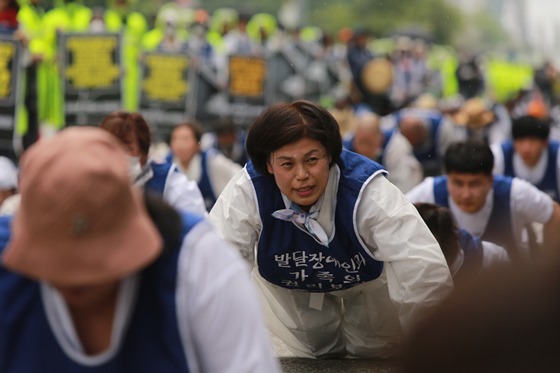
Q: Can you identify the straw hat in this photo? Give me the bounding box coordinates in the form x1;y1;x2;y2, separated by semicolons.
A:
2;127;163;286
451;98;495;129
361;58;393;94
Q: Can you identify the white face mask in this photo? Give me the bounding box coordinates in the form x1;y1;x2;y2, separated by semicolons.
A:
128;156;142;182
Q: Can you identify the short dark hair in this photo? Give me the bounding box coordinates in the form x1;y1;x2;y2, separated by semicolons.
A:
100;111;151;157
444;140;494;175
172;121;204;143
246;100;342;175
414;203;460;265
512;115;550;140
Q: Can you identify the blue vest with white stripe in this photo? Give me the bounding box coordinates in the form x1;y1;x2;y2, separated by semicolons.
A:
246;150;385;292
198;149;218;211
433;175;517;257
501;140;559;201
145;160;173;196
396;108;444;176
457;228;484;273
0;212;203;372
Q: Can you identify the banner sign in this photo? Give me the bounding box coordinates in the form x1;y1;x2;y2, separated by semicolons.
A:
0;36;22;160
139;51;190;141
228;55;266;99
60;32;122;126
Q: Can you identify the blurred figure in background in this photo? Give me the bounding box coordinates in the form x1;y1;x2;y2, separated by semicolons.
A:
343;111;423;193
0;0;18;34
169;121;241;211
414;202;509;283
492;115;560;202
100;111;207;216
200;118;248;166
0;156;18;213
455;52;485;100
394;106;465;177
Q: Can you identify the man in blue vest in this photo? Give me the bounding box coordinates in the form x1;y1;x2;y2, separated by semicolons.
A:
406;139;560;259
343;111;423;193
491;115;560;202
394;106;466;177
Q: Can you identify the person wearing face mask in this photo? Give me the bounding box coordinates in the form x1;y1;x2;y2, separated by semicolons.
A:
100;111;207;216
208;100;453;359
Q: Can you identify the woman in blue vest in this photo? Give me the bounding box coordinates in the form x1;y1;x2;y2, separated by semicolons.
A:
0;127;280;372
168;121;242;211
209;100;453;359
100;111;207;216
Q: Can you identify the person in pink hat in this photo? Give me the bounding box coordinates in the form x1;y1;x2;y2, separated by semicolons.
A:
0;126;280;372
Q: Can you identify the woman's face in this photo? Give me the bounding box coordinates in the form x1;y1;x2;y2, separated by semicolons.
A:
267;137;331;211
170;126;200;168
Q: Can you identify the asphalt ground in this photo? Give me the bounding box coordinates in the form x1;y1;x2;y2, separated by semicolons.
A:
272;335;400;373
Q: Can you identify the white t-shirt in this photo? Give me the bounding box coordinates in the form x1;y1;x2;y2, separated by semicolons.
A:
41;221;281;373
491;142;560;199
406;176;554;252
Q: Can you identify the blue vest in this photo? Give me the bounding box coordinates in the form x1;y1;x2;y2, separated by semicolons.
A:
198;149;218;211
433;175;517;258
501;140;559;201
246;150;385;292
396;108;444;176
145;160;174;196
457;228;484;276
0;212;203;372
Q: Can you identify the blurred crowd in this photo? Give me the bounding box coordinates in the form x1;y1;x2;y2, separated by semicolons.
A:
1;0;560;371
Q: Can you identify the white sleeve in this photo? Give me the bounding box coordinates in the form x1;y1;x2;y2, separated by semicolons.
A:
208;168;261;266
208;153;243;197
510;177;554;226
405;177;436;204
164;167;208;216
384;133;424;193
177;221;281;373
481;241;510;267
490;143;505;175
356;176;454;330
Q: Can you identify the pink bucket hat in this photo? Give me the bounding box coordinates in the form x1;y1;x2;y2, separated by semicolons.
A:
2;126;163;286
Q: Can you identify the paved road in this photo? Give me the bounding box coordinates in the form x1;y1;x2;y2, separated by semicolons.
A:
273;335;399;373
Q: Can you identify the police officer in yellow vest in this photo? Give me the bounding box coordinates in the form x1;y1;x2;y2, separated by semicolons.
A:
103;0;147;111
42;0;92;128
